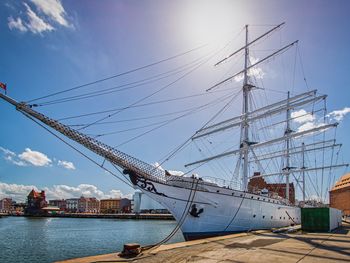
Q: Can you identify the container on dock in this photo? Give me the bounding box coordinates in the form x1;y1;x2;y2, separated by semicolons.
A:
301;207;342;232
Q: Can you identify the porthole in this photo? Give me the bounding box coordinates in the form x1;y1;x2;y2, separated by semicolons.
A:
280;217;282;219
253;214;256;218
232;192;234;196
257;197;260;200
262;215;265;219
271;216;273;219
240;194;243;197
283;217;285;220
251;196;254;199
217;190;220;193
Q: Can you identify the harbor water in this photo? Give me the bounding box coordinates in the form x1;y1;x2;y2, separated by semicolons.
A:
0;216;184;263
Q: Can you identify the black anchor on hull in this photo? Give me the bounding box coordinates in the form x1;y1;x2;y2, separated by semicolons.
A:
189;204;204;217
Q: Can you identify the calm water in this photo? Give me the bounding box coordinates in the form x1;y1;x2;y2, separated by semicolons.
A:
0;216;184;263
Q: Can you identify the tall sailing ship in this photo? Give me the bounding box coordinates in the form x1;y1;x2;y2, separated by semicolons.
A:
1;23;348;240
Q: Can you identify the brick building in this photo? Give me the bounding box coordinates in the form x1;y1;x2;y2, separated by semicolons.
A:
0;198;13;213
330;173;350;216
248;172;295;204
100;198;120;213
78;196;100;213
26;189;47;215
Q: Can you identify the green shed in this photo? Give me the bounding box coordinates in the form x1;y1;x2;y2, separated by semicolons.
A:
301;207;342;232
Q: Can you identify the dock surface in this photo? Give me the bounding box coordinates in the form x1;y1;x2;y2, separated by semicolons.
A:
57;223;350;263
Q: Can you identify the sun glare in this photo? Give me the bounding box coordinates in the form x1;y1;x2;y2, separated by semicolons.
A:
179;1;246;47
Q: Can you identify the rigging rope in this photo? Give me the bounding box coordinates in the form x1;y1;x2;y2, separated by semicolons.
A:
114;92;238;148
76;46;230;131
59;88;237;122
20;112;134;188
26;44;207;104
35;54;211;107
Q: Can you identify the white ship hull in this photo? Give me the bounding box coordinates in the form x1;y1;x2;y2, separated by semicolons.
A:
131;175;301;240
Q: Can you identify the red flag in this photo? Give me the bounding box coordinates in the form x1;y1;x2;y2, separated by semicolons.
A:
0;82;6;91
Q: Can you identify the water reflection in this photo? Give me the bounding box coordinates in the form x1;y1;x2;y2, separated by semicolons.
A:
0;217;183;263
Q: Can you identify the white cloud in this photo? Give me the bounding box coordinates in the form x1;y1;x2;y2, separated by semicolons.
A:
18;148;52;167
234;57;265;82
0;146;77;170
0;147;16;157
6;1;73;34
8;16;28;32
31;0;70;27
153;162;185;176
153;162;164;171
24;3;54;34
0;182;37;202
327;107;350;122
296;121;324;133
291;109;316;124
0;182;132;202
0;146;27;166
58;160;75;170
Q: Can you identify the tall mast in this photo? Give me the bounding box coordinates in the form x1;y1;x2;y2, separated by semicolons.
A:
242;24;250;190
285;91;291;203
302;142;306;202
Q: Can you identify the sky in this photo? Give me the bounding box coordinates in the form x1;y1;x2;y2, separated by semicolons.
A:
0;0;350;202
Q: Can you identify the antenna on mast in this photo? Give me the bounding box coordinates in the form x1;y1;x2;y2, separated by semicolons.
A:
242;24;250;191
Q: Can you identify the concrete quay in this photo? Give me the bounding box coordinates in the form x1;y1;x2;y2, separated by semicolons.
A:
57;222;350;263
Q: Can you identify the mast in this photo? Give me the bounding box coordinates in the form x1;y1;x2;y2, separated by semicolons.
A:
284;91;292;203
302;142;306;202
242;24;250;191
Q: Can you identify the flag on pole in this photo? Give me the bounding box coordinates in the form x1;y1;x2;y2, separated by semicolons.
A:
0;82;7;94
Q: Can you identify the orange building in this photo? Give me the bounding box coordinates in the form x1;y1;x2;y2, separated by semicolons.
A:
100;198;120;214
330;173;350;216
248;172;295;204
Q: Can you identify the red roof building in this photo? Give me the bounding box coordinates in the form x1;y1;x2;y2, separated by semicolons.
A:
26;189;47;215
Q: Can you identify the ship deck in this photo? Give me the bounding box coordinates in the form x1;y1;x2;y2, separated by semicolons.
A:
56;222;350;263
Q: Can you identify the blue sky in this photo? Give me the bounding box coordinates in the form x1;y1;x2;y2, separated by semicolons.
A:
0;0;349;202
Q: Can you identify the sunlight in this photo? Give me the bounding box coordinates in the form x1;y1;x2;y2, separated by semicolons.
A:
179;0;246;47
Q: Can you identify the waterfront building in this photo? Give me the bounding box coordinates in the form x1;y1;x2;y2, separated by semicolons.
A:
66;198;79;212
0;198;13;213
100;198;120;213
42;206;62;215
120;198;131;213
330;173;350;216
133;191;142;214
248;172;296;204
133;190;169;213
25;189;47;215
49;199;67;211
78;196;100;213
13;202;26;214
